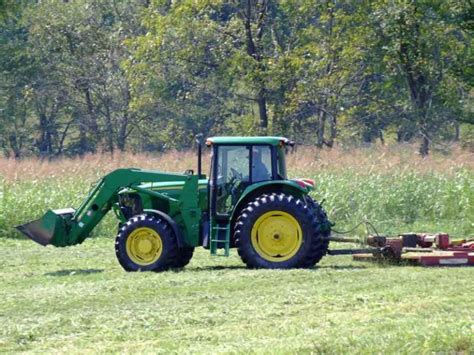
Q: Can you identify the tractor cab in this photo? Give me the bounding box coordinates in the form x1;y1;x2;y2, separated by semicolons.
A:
204;137;295;255
206;136;292;214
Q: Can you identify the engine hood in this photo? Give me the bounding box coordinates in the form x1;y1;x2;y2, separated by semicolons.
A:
119;179;208;195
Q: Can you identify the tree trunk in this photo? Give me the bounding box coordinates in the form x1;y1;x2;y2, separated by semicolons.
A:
419;134;430;157
117;85;132;151
243;0;269;131
77;109;88;156
8;134;22;159
327;115;337;147
56;120;72;156
454;121;460;141
104;103;114;154
379;129;385;145
38;112;54;157
256;88;268;131
316;110;326;148
419;116;431;157
397;8;436;157
117;113;129;152
84;87;98;152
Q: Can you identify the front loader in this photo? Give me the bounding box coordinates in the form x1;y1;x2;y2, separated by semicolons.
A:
17;137;332;271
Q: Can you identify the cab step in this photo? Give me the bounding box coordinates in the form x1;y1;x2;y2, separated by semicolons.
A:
210;224;230;257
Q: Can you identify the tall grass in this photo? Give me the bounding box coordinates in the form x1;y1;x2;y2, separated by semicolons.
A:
0;145;473;353
310;169;473;237
0;145;472;239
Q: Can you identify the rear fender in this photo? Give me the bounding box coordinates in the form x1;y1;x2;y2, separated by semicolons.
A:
230;181;308;234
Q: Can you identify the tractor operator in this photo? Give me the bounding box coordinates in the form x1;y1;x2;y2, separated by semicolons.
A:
251;149;270;182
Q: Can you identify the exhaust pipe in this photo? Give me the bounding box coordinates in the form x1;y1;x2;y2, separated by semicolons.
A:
16;208;76;247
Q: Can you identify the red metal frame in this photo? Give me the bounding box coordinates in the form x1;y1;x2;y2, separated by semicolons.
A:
352;233;474;267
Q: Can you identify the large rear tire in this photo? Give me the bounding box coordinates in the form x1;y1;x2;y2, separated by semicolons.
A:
115;214;179;272
171;247;195;268
301;196;331;267
234;193;331;269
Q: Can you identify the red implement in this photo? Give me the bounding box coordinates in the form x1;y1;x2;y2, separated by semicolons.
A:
353;233;474;267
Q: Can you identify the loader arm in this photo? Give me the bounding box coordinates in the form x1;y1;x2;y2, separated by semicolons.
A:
17;168;197;247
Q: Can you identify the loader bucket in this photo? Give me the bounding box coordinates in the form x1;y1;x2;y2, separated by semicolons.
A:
16;208;76;247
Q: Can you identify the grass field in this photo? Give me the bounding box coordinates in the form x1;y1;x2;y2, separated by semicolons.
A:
0;145;473;353
1;238;473;353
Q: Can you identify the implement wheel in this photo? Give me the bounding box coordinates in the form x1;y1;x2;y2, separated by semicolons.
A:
115;214;179;272
234;193;331;269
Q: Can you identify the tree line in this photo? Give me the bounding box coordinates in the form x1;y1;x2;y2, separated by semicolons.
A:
0;0;472;158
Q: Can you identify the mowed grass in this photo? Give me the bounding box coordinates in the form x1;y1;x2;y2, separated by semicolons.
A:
1;238;473;353
0;145;473;353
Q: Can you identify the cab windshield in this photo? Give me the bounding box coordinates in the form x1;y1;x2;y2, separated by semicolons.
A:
213;145;273;215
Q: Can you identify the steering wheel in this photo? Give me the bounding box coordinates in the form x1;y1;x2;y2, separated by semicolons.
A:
230;167;243;181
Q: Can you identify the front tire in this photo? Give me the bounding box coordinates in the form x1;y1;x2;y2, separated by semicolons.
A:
115;214;179;272
234;193;331;269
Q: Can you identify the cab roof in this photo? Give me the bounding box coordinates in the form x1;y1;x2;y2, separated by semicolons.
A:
206;136;292;146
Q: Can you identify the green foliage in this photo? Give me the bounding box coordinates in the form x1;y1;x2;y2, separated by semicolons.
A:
0;0;472;156
0;0;149;156
365;0;471;154
460;123;474;151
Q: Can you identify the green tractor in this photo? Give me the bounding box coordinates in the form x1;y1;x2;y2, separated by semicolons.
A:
17;136;332;271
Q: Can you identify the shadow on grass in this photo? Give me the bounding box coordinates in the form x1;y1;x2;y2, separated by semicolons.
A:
172;265;248;272
175;264;370;272
314;264;369;270
44;269;104;276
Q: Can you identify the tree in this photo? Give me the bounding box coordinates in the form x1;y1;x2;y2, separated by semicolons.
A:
0;0;471;156
276;1;368;147
19;0;149;155
130;0;305;142
0;2;35;158
371;0;471;156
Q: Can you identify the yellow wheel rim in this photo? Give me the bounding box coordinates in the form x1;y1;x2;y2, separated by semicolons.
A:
251;211;303;262
126;227;163;266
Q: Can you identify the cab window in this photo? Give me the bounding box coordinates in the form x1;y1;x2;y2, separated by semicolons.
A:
276;146;287;179
251;146;272;182
215;145;250;214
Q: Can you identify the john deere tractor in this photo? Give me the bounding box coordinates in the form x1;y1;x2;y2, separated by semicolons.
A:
18;137;331;271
